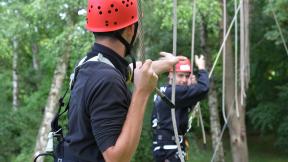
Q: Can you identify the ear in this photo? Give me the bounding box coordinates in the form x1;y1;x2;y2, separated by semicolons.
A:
128;24;135;34
122;24;135;41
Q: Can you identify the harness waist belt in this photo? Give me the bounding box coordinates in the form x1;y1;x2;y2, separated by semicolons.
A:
154;134;184;143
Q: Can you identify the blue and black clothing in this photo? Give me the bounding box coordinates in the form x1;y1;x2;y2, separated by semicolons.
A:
57;43;131;162
151;70;209;162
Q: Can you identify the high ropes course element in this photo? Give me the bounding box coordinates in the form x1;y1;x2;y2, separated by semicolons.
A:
138;0;186;161
35;0;287;161
171;0;243;162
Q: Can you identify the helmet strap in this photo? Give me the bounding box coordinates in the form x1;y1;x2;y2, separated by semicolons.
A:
114;22;138;57
130;55;136;82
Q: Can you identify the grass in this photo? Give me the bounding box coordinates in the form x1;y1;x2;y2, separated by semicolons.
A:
186;132;288;162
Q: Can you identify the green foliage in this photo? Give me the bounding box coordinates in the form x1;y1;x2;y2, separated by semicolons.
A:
132;126;153;162
0;0;91;161
0;102;41;161
264;0;288;46
247;0;288;152
1;0;288;161
248;103;281;132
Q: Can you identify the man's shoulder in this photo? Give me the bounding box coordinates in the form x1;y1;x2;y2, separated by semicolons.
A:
83;62;122;79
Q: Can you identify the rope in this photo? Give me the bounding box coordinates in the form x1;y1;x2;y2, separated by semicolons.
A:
137;0;145;61
187;0;243;152
209;1;242;78
188;0;207;145
209;1;243;161
234;0;240;118
210;99;235;162
171;0;185;161
137;1;177;110
198;104;207;144
240;0;244;106
222;0;228;124
270;1;288;57
191;0;197;70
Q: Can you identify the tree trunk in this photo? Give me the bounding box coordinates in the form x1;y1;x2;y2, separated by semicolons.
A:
33;41;71;161
200;17;225;162
32;43;39;71
208;82;225;162
12;37;19;111
226;0;250;162
220;0;249;161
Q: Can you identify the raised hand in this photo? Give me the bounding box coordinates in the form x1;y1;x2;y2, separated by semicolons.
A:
195;55;205;70
152;52;186;75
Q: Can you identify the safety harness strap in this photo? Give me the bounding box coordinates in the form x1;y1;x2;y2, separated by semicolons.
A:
33;54;117;162
51;53;115;133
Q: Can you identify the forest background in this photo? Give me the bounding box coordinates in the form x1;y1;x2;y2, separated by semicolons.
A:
0;0;288;162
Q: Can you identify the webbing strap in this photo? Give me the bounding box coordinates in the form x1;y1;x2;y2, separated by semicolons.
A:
51;53;115;136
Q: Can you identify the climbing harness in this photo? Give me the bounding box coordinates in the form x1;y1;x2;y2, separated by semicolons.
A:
33;54;117;162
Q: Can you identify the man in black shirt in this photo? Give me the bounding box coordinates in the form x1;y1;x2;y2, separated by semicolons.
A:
151;55;209;162
56;0;181;162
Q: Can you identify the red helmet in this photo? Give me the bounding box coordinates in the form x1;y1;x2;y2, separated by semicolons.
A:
170;56;192;72
86;0;139;32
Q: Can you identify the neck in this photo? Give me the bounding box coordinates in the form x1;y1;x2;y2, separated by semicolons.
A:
95;38;126;58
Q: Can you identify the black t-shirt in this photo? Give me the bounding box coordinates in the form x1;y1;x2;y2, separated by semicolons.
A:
151;70;209;136
63;43;131;162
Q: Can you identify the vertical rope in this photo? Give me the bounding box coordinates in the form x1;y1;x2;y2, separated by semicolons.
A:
137;0;145;61
210;1;243;161
189;0;207;145
222;0;227;123
171;0;185;161
234;0;240;117
191;0;197;70
240;0;245;105
198;104;207;144
210;99;235;162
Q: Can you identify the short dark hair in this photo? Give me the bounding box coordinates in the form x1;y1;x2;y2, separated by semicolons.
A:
93;28;125;39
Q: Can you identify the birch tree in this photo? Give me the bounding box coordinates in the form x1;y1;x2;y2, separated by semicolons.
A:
12;37;19;111
33;41;71;161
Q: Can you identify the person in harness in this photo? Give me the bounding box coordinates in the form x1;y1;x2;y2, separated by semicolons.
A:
53;0;182;162
151;55;209;162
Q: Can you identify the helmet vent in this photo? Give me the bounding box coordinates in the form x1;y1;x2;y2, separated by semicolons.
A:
86;0;138;32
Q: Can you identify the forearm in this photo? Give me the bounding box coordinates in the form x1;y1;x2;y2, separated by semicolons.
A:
152;60;171;75
197;70;209;91
103;90;150;162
